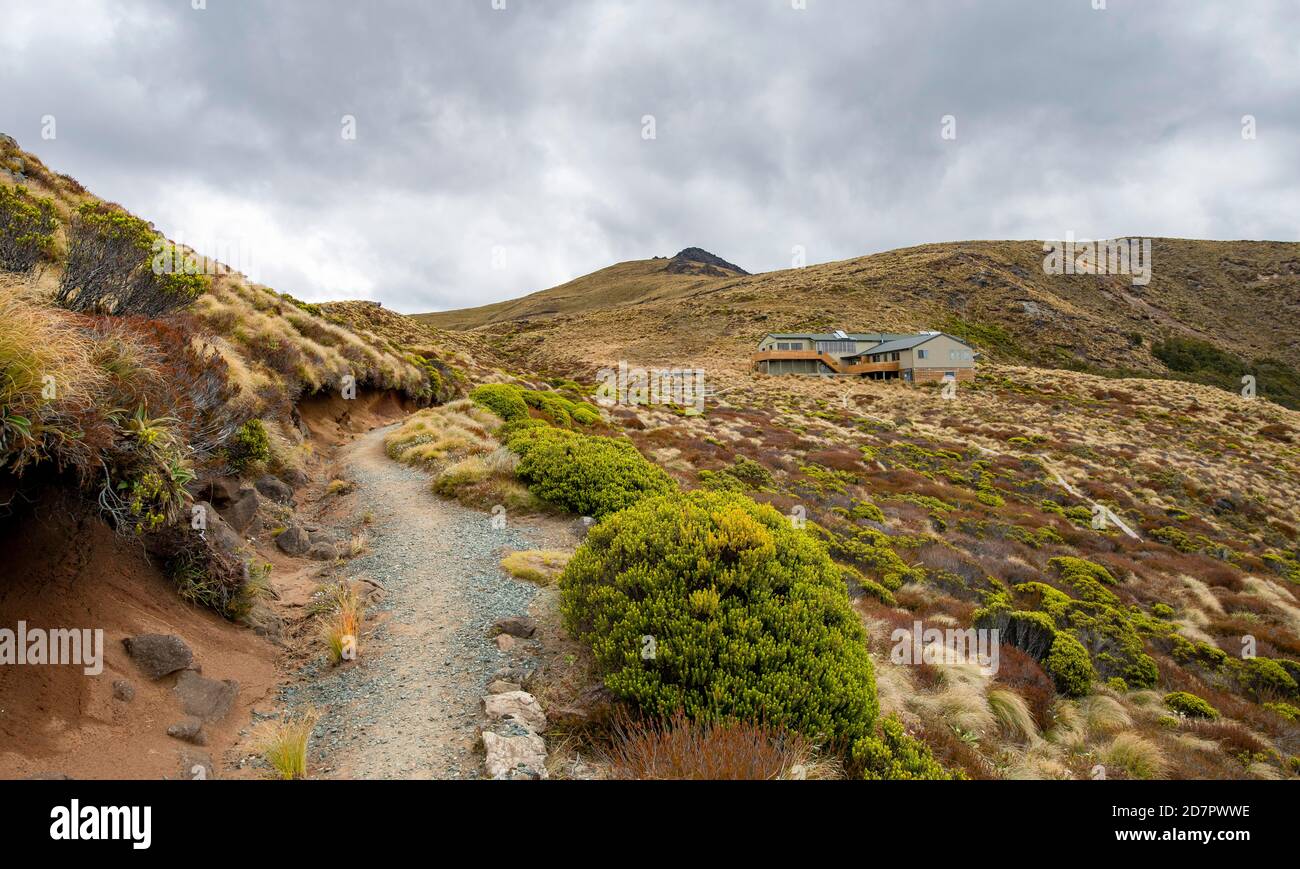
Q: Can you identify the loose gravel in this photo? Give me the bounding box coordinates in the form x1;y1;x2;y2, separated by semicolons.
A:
277;425;559;779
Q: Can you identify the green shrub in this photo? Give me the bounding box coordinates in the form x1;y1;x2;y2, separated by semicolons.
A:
1044;632;1096;697
849;500;885;523
0;185;58;272
975;607;1057;660
560;490;878;743
507;426;674;518
852;716;962;780
1049;555;1119;588
227;419;271;474
826;526;923;591
1163;691;1219;719
1233;656;1299;699
471;383;530;422
1265;702;1300;723
54;202;208;316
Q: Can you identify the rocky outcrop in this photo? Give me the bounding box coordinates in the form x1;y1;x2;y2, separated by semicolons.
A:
664;247;749;276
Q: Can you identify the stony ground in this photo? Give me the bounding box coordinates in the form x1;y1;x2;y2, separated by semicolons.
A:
277;425;570;779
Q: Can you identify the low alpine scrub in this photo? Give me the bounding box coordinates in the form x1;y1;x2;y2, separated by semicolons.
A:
507;425;674;518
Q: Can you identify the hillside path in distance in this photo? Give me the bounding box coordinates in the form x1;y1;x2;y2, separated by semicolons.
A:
277;424;567;779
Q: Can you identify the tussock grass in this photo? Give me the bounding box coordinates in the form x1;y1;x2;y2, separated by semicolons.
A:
255;709;319;780
385;399;499;469
318;583;365;665
1081;694;1133;736
500;549;571;585
987;687;1039;743
1101;732;1168;779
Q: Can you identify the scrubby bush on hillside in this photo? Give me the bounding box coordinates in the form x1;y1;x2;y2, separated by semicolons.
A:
852;716;963;780
0;185;58;272
559;489;878;743
226;419;270;474
1154;335;1300;410
1231;656;1298;700
54;203;208;316
1044;633;1096;697
1164;691;1219;719
471;383;529;422
472;382;602;428
507;425;674;518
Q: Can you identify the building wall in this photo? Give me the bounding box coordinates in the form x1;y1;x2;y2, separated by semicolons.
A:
758;336;811;352
910;335;976;370
761;358;825;375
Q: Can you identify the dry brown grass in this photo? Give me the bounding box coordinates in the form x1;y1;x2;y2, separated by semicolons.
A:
604;711;837;780
500;549;572;585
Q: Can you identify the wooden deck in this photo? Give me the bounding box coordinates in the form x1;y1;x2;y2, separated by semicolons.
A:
751;350;901;376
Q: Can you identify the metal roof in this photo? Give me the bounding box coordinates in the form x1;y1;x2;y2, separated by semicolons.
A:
761;332;912;343
857;332;971;356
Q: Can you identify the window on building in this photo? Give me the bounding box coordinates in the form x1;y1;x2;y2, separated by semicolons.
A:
816;340;856;354
917;349;927;360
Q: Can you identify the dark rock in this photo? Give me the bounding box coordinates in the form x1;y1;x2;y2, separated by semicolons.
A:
279;467;310;488
275;525;311;557
221;487;261;534
167;717;208;745
174;670;239;723
197;501;247;555
490;616;537;639
203;476;243;507
122;634;193;680
255;475;294;504
307;543;339;561
112;679;135;702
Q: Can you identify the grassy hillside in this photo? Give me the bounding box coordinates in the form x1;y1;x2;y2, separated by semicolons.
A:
423;239;1300;408
415;249;749;330
416;236;1300;780
0;133;456;604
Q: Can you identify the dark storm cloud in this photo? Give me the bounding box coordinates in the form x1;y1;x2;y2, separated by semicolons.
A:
2;0;1296;312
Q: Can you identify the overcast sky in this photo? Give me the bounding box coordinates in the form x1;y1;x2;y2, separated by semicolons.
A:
2;0;1296;313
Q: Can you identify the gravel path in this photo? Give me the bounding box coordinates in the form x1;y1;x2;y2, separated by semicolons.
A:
277;425;557;779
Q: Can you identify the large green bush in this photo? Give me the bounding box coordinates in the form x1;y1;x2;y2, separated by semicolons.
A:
506;426;673;518
559;489;878;743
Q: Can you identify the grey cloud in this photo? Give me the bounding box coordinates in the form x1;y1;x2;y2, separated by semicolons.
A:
1;0;1295;312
